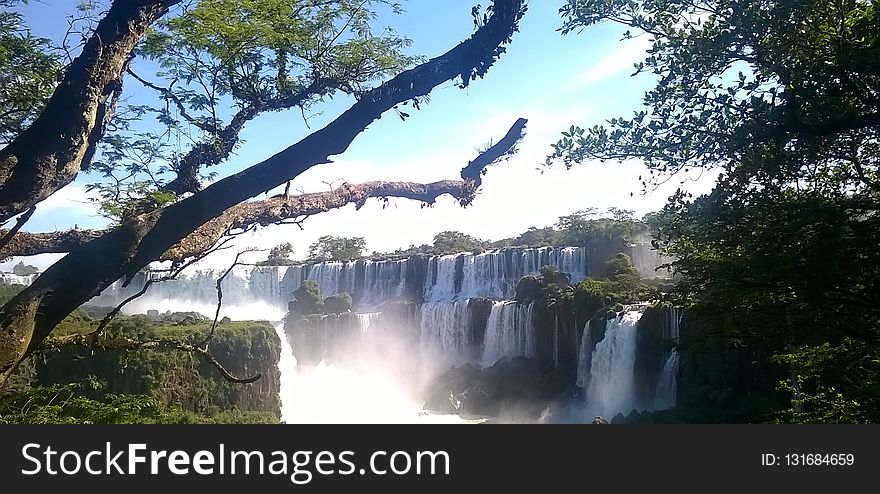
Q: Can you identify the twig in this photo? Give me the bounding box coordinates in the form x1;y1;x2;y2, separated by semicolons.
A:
0;206;36;254
198;248;263;349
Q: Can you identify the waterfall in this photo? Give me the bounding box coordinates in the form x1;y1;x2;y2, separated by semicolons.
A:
428;247;589;301
424;255;459;301
361;259;408;305
576;321;592;388
653;350;679;410
354;312;380;334
274;322;298;424
419;300;471;360
652;306;681;410
86;246;588;311
0;272;39;286
481;301;536;367
587;310;643;419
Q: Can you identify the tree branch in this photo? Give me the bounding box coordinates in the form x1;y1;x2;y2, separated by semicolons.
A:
161;77;341;195
0;206;36;255
0;228;103;261
0;0;181;223
127;68;218;134
0;118;526;262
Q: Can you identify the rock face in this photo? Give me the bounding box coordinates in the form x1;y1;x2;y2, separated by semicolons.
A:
422;357;577;421
514;276;541;302
323;292;353;314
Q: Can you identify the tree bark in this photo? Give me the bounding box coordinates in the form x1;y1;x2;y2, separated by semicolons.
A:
0;0;181;223
0;173;522;263
0;0;527;379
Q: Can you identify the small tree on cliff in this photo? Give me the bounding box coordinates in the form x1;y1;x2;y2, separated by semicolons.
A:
307;236;367;263
11;261;38;276
264;243;295;266
0;1;529;382
432;231;486;255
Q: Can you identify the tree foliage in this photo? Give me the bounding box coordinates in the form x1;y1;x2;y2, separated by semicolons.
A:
264;242;295;265
0;0;60;145
307;235;366;262
290;279;324;316
552;0;880;196
432;230;487;254
88;0;417;219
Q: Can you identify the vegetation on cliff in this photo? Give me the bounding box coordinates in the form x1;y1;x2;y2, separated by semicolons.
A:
0;315;281;424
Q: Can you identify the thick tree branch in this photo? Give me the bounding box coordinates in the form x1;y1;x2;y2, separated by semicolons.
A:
0;0;526;380
0;117;526;262
0;0;181;223
161;78;340;196
0;228;103;260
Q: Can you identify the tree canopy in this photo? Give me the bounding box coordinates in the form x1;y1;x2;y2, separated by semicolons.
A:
307;235;367;262
554;0;880;422
432;230;487;254
0;0;60;145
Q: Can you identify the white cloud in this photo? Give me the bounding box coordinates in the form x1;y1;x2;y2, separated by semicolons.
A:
33;184;101;215
573;36;653;89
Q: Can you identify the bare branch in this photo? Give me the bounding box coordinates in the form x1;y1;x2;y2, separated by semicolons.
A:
88;238;234;338
199;248;263;349
0;206;36;255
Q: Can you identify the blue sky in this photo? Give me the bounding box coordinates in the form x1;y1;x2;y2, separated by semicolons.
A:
5;0;716;270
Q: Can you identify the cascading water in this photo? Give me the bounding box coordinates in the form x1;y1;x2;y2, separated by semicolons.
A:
424;255;459;301
653;350;679;410
652;307;682;410
278;310;472;424
274;321;298;424
46;245;620;423
480;301;536;367
89;246;587;311
576;321;592;388
419;300;471;363
0;272;38;286
586;310;643;419
354;313;379;334
425;247;588;301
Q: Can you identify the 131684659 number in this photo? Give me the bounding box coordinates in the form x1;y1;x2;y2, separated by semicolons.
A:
784;453;854;466
761;453;855;466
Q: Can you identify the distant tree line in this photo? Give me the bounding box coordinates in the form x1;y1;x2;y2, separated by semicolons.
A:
259;208;654;265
